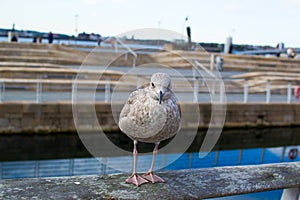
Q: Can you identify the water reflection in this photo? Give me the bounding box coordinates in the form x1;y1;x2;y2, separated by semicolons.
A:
1;127;299;162
0;127;299;179
0;145;299;180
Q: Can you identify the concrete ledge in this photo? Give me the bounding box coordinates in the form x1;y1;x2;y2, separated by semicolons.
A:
1;162;299;199
0;102;300;134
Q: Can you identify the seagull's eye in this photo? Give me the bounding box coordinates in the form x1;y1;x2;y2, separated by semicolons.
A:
151;82;155;88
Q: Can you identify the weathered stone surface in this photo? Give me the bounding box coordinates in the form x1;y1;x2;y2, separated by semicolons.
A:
0;162;299;199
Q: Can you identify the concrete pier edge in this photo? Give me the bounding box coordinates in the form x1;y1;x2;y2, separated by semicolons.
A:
0;162;299;199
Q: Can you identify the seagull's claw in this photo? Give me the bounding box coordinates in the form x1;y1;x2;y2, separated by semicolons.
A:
143;172;165;184
125;174;148;187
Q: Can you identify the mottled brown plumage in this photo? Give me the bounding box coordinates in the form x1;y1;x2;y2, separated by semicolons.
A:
119;73;181;186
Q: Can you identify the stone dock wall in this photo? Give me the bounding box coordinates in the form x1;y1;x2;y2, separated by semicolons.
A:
0;102;299;134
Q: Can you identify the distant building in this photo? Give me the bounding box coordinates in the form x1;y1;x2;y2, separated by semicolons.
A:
0;28;10;36
89;33;101;40
78;32;89;40
78;32;101;40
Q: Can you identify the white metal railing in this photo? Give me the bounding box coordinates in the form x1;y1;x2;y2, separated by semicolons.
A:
244;80;248;103
266;80;271;103
36;76;42;103
241;79;297;104
0;78;120;103
0;77;299;103
287;81;292;103
104;77;111;103
114;38;137;68
194;60;225;103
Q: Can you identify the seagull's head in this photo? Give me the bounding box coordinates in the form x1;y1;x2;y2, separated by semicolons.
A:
149;73;172;104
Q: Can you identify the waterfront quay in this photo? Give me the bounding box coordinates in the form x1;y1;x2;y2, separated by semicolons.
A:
0;42;299;199
0;102;299;134
0;42;299;133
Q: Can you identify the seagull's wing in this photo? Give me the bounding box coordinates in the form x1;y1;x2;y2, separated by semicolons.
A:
119;89;144;119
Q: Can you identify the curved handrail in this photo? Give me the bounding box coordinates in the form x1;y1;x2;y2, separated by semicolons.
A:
115;38;137;68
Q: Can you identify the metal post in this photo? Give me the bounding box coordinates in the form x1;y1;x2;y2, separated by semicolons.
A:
69;159;74;176
3;82;5;100
192;67;199;102
0;82;5;102
224;36;233;54
136;77;142;89
188;153;193;168
105;79;111;102
114;40;118;52
36;78;42;103
193;78;199;103
214;150;219;167
35;161;39;178
72;81;76;102
244;80;248;103
210;54;215;70
287;81;292;103
192;67;196;80
211;80;216;95
281;187;299;200
238;149;243;165
101;157;107;174
0;162;2;179
266;80;271;103
280;147;286;162
260;148;265;164
132;56;136;68
0;82;2;102
219;81;225;103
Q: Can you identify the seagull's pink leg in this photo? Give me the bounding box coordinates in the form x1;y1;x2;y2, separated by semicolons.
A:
126;140;148;186
143;142;165;183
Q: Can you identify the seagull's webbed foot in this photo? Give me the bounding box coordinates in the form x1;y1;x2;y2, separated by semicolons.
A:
143;172;165;184
126;173;148;186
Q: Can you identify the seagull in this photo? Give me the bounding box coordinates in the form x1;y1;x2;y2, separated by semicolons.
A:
119;72;181;186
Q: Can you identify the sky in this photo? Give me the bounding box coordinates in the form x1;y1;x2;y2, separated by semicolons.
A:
1;0;300;47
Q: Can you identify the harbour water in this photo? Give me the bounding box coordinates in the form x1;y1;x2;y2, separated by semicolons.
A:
1;145;299;180
0;128;299;199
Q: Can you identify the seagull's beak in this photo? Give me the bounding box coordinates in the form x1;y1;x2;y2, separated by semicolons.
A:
159;91;163;104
